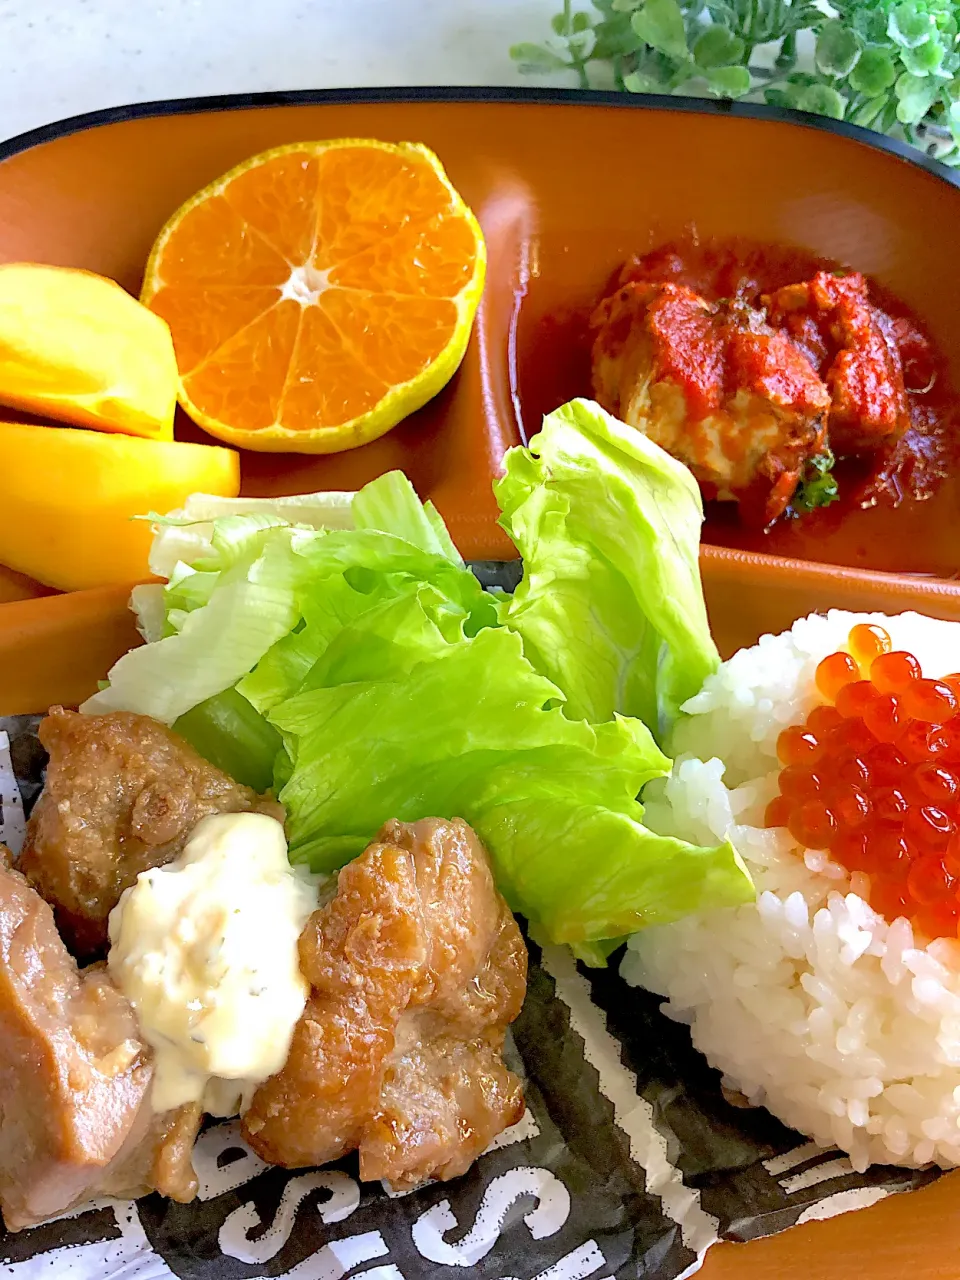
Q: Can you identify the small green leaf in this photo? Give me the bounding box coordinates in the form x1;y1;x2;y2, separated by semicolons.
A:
623;69;668;92
510;42;572;71
668;57;698;91
550;8;594;35
853;6;889;44
776;31;798;73
567;27;598;58
901;35;946;77
895;70;940;123
881;97;902;133
797;83;847;119
693;25;745;69
851;95;891;129
782;70;818;109
783;85;808;110
815;20;861;79
704;64;752;97
849;47;897;96
764;86;791;108
888;2;936;50
593;13;643;57
946;98;960;144
631;0;689;61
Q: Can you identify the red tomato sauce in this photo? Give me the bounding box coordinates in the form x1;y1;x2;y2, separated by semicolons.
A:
516;238;960;576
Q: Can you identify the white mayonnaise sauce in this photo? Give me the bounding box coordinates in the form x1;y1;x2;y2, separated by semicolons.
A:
107;811;317;1115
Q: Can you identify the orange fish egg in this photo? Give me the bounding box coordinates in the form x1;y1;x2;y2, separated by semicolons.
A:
835;680;877;720
778;765;823;803
900;679;958;724
861;692;902;743
776;726;822;767
848;622;893;666
806;704;844;737
815;651;861;702
767;625;960;940
870;650;922;694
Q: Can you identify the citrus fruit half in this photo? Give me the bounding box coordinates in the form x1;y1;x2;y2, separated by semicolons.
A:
141;139;486;453
0;423;239;591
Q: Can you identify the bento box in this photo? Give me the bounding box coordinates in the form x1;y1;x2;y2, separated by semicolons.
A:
3;88;960;1280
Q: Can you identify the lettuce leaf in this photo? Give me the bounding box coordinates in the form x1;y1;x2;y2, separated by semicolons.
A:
83;476;492;725
351;469;462;563
81;522;310;722
495;398;719;737
269;620;748;942
147;489;356;579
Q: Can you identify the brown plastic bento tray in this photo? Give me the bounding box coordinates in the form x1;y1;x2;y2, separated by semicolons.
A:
2;89;960;1278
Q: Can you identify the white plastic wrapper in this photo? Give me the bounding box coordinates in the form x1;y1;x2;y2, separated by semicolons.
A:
0;730;25;857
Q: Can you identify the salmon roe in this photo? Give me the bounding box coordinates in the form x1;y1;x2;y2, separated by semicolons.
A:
768;626;960;940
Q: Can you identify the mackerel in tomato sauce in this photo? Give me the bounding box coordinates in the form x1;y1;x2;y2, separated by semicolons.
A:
518;238;960;576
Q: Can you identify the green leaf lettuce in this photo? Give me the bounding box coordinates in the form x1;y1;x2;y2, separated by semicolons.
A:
270;618;749;944
495;398;719;738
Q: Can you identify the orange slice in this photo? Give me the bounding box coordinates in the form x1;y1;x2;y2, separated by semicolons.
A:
141;139;486;454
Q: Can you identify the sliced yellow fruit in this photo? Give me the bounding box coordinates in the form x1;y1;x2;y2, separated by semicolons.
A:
0;424;239;591
0;564;53;603
141;139;486;453
0;263;178;439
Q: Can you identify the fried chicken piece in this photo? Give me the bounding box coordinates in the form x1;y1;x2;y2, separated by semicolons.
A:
359;903;526;1188
20;706;282;958
0;851;199;1231
591;281;831;525
360;1029;523;1186
100;1102;201;1205
242;817;526;1190
243;839;426;1170
763;272;913;452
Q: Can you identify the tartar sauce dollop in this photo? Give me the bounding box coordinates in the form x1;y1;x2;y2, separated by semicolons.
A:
107;811;316;1115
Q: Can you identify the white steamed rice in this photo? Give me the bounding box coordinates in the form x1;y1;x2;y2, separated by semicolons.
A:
622;609;960;1171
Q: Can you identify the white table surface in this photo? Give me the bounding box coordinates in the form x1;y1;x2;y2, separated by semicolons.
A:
0;0;572;141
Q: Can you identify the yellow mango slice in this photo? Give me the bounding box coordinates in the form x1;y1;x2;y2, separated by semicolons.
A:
0;423;239;590
0;263;178;439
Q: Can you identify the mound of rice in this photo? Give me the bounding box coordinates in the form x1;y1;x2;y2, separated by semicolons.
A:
622;609;960;1171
